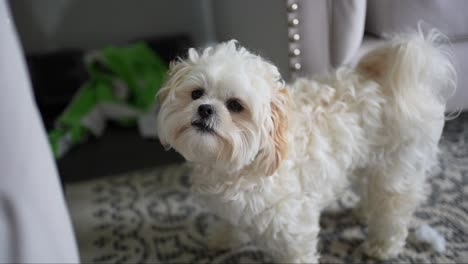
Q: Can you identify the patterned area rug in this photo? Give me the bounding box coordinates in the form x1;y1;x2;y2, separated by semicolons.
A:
65;114;468;263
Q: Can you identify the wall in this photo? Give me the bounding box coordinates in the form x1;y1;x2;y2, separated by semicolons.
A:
9;0;214;53
212;0;290;79
9;0;290;79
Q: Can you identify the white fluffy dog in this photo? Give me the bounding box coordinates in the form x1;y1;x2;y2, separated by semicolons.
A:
156;30;455;263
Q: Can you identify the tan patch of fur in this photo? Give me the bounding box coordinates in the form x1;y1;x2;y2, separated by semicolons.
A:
174;125;189;141
357;49;389;81
158;87;170;104
265;87;290;176
218;135;234;162
158;60;191;104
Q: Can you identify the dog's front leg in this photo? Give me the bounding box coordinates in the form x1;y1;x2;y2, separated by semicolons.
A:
259;201;322;263
204;219;251;250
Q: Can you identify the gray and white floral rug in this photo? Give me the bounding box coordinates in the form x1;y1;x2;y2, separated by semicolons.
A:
65;114;468;263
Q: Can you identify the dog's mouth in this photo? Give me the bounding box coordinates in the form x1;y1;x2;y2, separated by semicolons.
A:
191;120;216;134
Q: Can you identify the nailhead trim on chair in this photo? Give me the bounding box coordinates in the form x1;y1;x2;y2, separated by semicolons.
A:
286;0;301;78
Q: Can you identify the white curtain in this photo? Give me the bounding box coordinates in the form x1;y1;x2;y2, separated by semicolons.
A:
0;1;79;262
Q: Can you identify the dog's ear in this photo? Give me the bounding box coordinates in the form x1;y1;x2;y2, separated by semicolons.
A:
157;62;190;104
158;48;200;104
188;48;200;62
257;86;290;176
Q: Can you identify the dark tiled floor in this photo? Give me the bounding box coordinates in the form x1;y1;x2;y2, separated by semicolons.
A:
57;125;183;183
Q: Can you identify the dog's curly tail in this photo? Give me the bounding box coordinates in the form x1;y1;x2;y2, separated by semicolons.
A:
357;29;457;121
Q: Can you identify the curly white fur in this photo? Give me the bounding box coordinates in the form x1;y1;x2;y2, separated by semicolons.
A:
413;224;446;253
157;30;455;263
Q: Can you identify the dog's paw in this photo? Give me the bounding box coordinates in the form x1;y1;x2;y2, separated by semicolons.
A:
204;222;250;249
363;239;404;260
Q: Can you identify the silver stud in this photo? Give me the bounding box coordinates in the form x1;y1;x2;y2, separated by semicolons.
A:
289;18;299;26
289;3;299;11
291;48;301;56
290;33;301;41
291;62;302;71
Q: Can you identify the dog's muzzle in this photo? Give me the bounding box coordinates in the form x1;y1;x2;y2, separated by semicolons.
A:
192;104;216;133
191;120;215;133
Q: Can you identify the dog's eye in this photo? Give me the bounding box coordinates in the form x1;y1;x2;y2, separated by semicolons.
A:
191;88;205;100
226;99;244;113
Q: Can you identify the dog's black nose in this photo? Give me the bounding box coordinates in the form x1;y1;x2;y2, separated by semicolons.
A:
198;104;214;119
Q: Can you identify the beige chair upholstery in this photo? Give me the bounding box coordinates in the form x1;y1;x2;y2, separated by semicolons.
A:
296;0;468;111
297;0;367;74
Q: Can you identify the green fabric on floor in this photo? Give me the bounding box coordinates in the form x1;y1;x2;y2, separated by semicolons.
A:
49;43;167;158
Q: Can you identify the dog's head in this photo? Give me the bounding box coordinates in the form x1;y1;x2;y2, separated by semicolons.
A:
157;40;289;176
